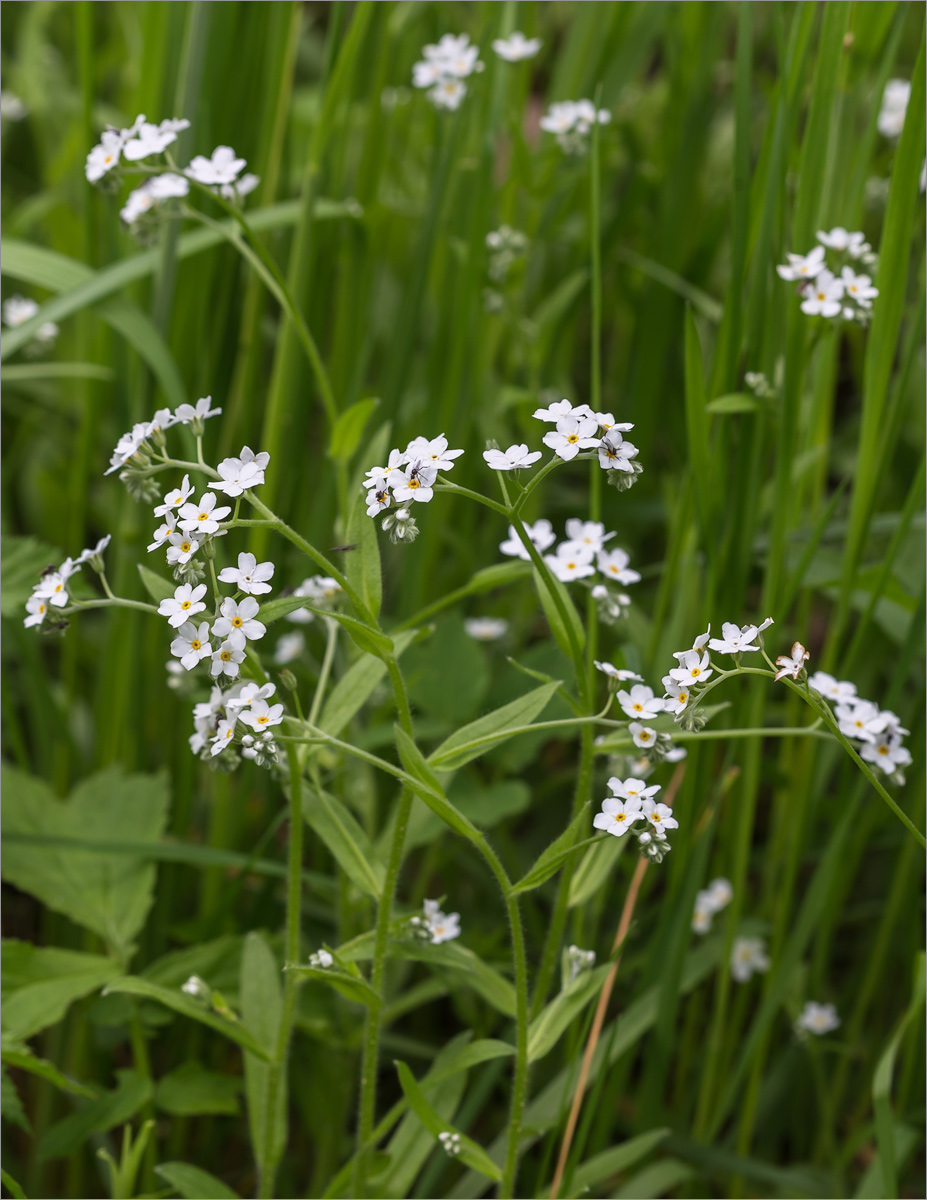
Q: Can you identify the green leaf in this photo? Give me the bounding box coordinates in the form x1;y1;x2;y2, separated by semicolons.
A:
0;1168;26;1200
394;1061;502;1182
155;1162;238;1200
258;600;392;658
241;933;286;1178
285;962;380;1008
0;361;113;383
1;764;170;961
304;788;386;899
402;616;490;723
2;1065;30;1132
510;804;592;895
101;978;270;1059
393;726;482;843
705;392;762;414
1;941;121;1041
39;1069;151;1162
1;1039;96;1099
612;1158;695;1199
317;629;417;739
346;485;382;621
449;780;531;830
872;953;926;1197
328;397;379;463
531;566;585;663
137;564;175;604
528;963;611;1062
685;307;713;535
153;1062;241;1117
568;831;631;907
428;681;560;769
569;1128;670;1192
0;534;62;617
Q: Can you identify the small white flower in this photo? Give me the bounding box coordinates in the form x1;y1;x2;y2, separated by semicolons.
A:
492;31;541;61
213;596;266;643
840;266;878;309
310;949;334;969
239;698;285;730
617;683;663;720
597;428;639;472
388;462;437;504
673;626;712;660
274;632;305;664
692;902;714;934
596;547;640;585
85;129;125;182
158;582;208;628
662;678;691;715
731;936;770;982
708;622;762;655
170;621;213;670
776;245;825;282
594;661;642;682
669;650;713;686
438;1131;462;1157
563;519;614;554
816;227;866;253
178;492;232;535
208;447;269;496
154;474;195;517
800;269;844;317
174;396;222;425
24;594;49;628
181;974;210;999
104;421;152;474
482;444;542;470
860;733;912;772
540;99;610;138
532;398;592;423
808;671;857;704
544;545;596;582
226;680;277;710
210;639;246;679
463;617;509;641
424;904;461;944
185;145;247;186
499;518;556;559
405;433;464;472
608;776;661;804
878;78;910;139
148;517;177;551
122;117;188;161
366;478;391;516
708;877;733;910
220;172;260;200
542;414;601;461
834;699;887;744
3;295;39;327
774;641;809;682
217;552;274;596
428;78;468;110
210;716;238;753
593;795;643;837
34;571;72;608
795;1001;840;1036
641;797;678;835
629;721;656;748
166;531;202;566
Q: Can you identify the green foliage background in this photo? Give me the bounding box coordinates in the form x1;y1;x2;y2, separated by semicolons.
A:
1;2;924;1198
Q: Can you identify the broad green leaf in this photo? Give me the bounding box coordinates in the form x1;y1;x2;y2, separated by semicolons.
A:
39;1069;151;1162
393;726;482;842
568;831;630;908
705;392;762;414
528;963;611;1062
395;1061;502;1182
241;933;286;1178
1;1039;96;1098
1;1065;30;1132
855;1125;920;1200
304;787;385;899
0;361;113;383
402;616;490;723
569;1128;670;1192
155;1162;238;1200
428;681;560;769
0;1169;25;1200
612;1158;695;1199
257;599;392;657
102;977;269;1059
318;628;418;738
142;935;244;993
1;941;120;1040
346;485;383;621
1;765;169;961
510;804;592;895
328;397;379;463
138;563;175;603
531;566;584;663
286;963;380;1008
0;534;62;617
153;1062;241;1117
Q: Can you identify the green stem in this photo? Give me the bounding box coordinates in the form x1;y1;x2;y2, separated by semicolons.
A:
511;455;564;514
433;479;511;517
308;617;339;726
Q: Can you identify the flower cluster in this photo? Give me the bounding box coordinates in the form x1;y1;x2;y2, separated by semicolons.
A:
410;899;461;945
777;228;878;323
691;877;733;934
284;576;343;625
491;32;542;62
540;99;610;154
105;395;222;487
809;671;912;782
190;680;283;767
660;619;774;727
532;399;639;480
730;936;770;983
563;944;596;988
411;33;484;111
309;949;334;970
438;1131;462;1157
795;1001;840;1037
23;536;112;630
593;775;678;862
84;113;258;232
486;225;529;283
363;433;463;543
3;294;58;346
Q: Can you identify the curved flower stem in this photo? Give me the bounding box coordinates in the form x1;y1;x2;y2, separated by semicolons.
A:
307;617;339;727
433;479;511;518
63;596;159;617
512;455;563;514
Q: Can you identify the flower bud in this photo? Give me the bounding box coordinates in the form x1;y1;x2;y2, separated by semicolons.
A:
278;668;299;693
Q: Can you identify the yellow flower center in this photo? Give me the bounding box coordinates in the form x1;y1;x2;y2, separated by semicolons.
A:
615;813;626;822
408;479;420;489
692;667;701;677
54;583;63;592
679;692;688;704
197;512;209;521
567;434;579;443
257;715;269;724
633;703;642;712
878;744;888;755
652;812;662;822
181;542;191;553
221;651;231;661
181;600;191;609
191;639;201;651
232;616;243;627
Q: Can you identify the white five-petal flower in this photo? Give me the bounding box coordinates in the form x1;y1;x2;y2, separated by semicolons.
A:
178;492;232;535
593;795;642;837
492;31;541;61
217;552;275;595
617;684;664;720
542;414;601;461
158;582;208;628
213;596;266;644
170;621;212;670
482;444;542;470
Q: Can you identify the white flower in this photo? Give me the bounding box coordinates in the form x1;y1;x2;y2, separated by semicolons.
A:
731;936;770;982
388;462;437;503
878;79;910;139
24;594;49;628
208;447;269;496
364;449;406;486
158;582;208;628
499;518;555;559
274;632;305;664
641;798;678;836
540;99;610;137
594;661;642;682
482;444;542;470
608;776;661;804
808;671;856;704
104;421;151;474
692;902;713;934
309;949;334;969
217;552;275;596
563;519;614;554
628;722;657;749
593;795;643;837
463;617;509;641
170;621;212;670
795;1001;840;1036
617;683;663;720
166;531;202;566
692;877;733;935
669;650;713;686
596;547;640;585
213;596;266;643
597;428;639;472
860;733;912;773
835;699;887;744
85;129;125;182
404;434;464;472
34;571;72;608
0;91;26;121
816;227;866;253
673;626;711;660
239;698;285;731
840;266;878;309
210;639;246;679
423;33;483;77
3;295;39;327
185;145;246;186
532;398;592;423
178;492;232;535
226;680;277;711
424;903;461;944
74;535;112;567
492;31;541;60
120;184;157;225
429;79;467;110
590;411;633;433
565;944;596;985
708;622;762;655
774;641;809;682
154;475;194;518
542;414;601;461
148;516;177;552
708;878;733;909
800;269;844;317
181;974;209;999
174;396;222;424
545;544;596;582
122;117;188;161
776;245;825;281
438;1131;462;1157
210;716;238;753
662;678;692;715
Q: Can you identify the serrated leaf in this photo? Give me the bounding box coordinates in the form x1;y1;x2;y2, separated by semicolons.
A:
241;933;286;1177
428;681;560;769
304;787;385;899
328;397;379;463
155;1162;238;1200
394;1061;502;1182
510;804;593;895
1;941;121;1041
528;963;612;1062
393;726;482;842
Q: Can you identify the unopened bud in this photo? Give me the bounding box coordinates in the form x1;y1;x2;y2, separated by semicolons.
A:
278;668;298;693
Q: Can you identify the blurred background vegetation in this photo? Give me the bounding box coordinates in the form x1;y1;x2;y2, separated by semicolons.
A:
1;2;924;1198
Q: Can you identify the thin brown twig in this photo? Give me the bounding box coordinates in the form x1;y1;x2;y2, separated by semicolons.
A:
549;762;687;1199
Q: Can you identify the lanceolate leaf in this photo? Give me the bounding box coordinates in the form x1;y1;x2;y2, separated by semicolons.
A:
304;787;386;899
527;963;612;1062
510;804;593;895
428;680;560;769
394;1061;502;1182
393;726;483;842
